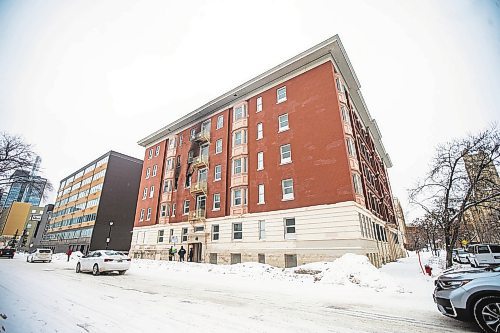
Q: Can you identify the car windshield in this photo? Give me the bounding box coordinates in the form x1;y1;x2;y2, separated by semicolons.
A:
456;249;467;254
38;250;51;254
104;251;124;256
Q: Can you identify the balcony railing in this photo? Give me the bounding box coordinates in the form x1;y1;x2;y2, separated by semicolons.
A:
188;209;206;222
191;155;209;169
190;181;207;195
195;130;211;143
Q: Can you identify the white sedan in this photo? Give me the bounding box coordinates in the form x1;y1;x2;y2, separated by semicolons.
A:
76;250;131;276
27;248;53;263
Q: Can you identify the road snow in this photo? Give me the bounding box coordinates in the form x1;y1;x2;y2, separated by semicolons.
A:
0;252;478;333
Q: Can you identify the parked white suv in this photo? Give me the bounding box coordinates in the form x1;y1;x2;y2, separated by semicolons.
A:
468;244;500;267
26;248;53;263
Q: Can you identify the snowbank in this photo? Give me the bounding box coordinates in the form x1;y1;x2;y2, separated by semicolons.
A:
131;253;406;292
52;251;83;261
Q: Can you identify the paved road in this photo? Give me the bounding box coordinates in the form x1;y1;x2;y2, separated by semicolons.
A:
0;256;478;333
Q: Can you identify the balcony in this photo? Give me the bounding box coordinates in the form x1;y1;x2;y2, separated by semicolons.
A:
190;181;207;195
188;209;206;222
230;205;248;216
232;117;248;131
161;191;172;202
191;155;209;169
194;130;211;143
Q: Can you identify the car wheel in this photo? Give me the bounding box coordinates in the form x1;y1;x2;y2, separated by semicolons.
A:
473;296;500;333
76;263;81;273
92;264;100;276
118;270;126;275
26;257;29;262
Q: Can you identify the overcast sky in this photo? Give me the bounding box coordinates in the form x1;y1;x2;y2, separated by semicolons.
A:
1;0;499;221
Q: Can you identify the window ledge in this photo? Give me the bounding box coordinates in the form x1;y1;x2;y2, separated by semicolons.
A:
212;208;221;211
280;160;292;165
282;197;295;201
257;202;265;205
277;98;287;104
213;179;221;182
257;168;264;171
278;127;289;133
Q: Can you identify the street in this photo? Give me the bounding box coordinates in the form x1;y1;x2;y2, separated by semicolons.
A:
0;255;478;333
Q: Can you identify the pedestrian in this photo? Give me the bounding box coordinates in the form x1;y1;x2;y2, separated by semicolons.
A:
169;246;173;261
188;247;194;262
66;247;73;262
178;246;186;262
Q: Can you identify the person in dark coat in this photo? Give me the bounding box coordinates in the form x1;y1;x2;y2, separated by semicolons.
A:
66;247;73;262
178;246;186;262
188;247;194;262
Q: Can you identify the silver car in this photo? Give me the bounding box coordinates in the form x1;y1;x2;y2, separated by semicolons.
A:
434;266;500;333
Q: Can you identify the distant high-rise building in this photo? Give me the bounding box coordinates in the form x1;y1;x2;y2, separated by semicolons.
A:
0;170;47;211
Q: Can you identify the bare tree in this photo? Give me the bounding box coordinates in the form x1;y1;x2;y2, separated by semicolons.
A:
0;132;52;205
410;126;500;267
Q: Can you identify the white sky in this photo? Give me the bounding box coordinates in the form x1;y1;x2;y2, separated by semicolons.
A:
1;0;499;221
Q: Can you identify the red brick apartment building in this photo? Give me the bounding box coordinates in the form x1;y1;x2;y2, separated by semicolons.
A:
130;35;406;267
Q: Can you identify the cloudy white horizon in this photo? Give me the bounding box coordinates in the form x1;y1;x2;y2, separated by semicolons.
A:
1;0;499;221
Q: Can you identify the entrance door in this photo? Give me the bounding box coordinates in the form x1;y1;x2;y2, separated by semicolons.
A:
189;242;203;263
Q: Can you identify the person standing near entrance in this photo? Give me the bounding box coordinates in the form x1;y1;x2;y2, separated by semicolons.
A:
169;246;177;261
178;246;186;262
188;247;194;262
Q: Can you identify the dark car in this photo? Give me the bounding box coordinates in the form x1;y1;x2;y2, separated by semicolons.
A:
0;247;15;258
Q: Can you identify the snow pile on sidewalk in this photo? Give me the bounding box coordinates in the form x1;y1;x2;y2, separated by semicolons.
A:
131;253;405;291
294;253;403;291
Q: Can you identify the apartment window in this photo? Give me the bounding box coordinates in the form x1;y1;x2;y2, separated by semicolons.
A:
210;253;218;264
277;86;287;103
148;149;153;159
280;144;292;164
233;129;247;146
258;254;265;264
282;179;294;200
257;152;264;170
179;135;183;146
163;180;172;193
157;230;165;243
278;113;289;132
190;128;196;140
214;165;222;181
160;204;167;217
231;253;242;264
176;156;181;167
146;208;151;221
145;168;151;179
213;193;221;210
215;139;222;154
284;217;296;235
155;145;160;156
142;187;148;200
256;123;263;140
256;96;262;112
183;200;190;215
168;138;176;149
233;105;246;121
346;137;356;157
285;254;298;268
353;174;363;194
152;165;158;177
182;227;188;242
188;150;194;163
139;209;144;221
217;115;223;129
232;222;242;240
336;78;343;93
341;105;350;125
171;203;176;217
167;158;174;170
258;220;265;240
233;157;247;175
149;186;155;198
258;184;265;204
212;224;219;241
185;174;191;188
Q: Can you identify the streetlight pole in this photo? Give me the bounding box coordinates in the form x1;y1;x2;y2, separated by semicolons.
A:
105;221;114;250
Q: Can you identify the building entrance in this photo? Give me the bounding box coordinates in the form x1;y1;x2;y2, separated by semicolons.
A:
188;242;203;262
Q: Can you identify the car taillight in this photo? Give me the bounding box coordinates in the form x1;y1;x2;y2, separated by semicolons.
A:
104;259;114;262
